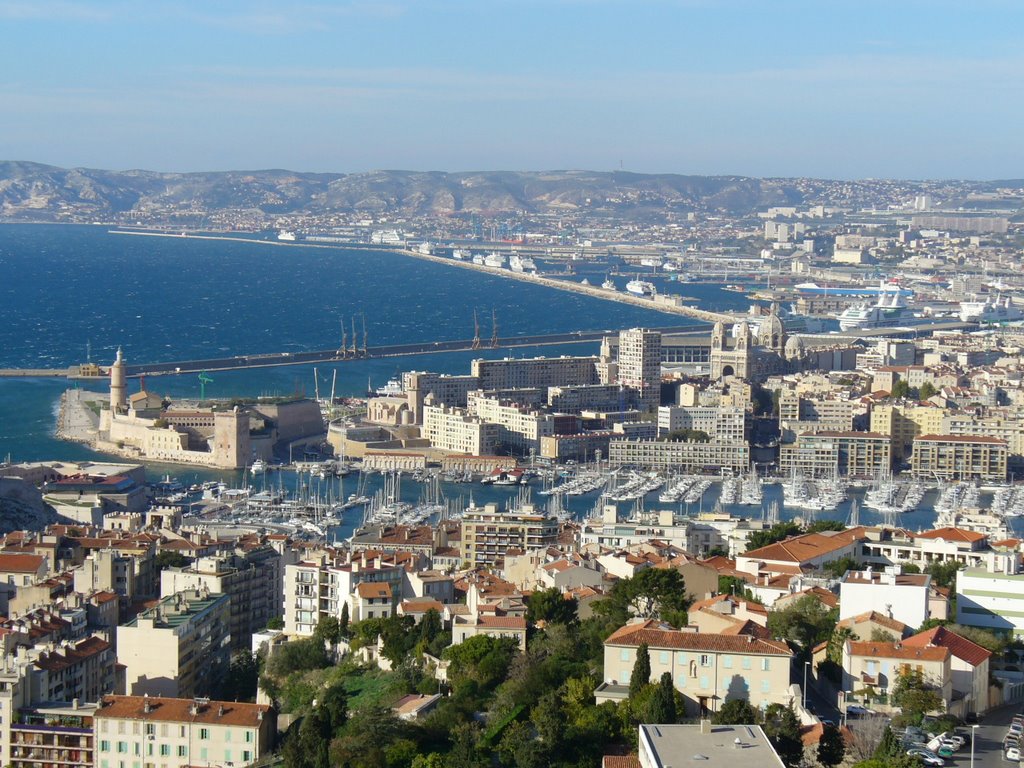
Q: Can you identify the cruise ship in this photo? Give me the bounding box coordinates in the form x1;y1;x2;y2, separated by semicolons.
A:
626;279;656;297
483;252;507;268
959;296;1024;324
509;254;537;272
277;230;296;241
836;289;923;331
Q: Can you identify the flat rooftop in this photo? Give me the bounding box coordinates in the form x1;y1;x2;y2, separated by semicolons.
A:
640;724;785;768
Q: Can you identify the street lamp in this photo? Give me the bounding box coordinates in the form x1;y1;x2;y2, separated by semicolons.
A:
970;724;980;768
803;661;810;710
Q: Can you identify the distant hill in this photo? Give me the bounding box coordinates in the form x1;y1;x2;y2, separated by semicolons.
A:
0;163;1011;222
0;163;809;220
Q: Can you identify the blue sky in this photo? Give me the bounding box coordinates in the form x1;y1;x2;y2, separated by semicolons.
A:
2;0;1023;179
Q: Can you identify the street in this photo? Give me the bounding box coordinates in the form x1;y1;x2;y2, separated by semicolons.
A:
944;704;1021;768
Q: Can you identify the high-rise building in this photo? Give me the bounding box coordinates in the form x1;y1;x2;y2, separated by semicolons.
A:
616;328;661;411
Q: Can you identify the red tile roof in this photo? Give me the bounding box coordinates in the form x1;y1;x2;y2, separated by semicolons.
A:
606;619;791;655
903;626;991;667
847;641;949;662
97;695;271;726
916;527;986;543
0;553;45;573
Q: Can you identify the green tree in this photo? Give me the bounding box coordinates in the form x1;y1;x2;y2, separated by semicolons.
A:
265;637;330;678
714;698;759;724
647;672;677;724
221;652;259;702
526;587;578;625
662;428;711;442
762;704;803;768
766;595;837;651
890;380;911;399
918;382;937;400
925;560;962;590
746;521;802;552
630;643;651;698
339;602;350;637
718;575;757;600
822;555;860;578
807;520;847;533
314;615;340;645
595;568;690;626
817;723;846;768
266;616;284;630
154;550;192;571
890;667;943;722
443;635;519;693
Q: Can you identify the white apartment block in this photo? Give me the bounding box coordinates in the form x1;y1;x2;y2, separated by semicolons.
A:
957;559;1024;638
422;401;501;455
472;356;599;391
467;394;555;454
657;405;746;442
839;567;931;630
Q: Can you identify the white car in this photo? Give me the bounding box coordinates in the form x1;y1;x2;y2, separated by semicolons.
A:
1006;746;1021;762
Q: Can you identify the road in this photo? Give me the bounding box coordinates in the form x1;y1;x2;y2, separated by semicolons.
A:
951;703;1021;768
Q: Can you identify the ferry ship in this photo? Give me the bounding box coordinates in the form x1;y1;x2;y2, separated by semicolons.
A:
277;230;296;241
509;254;537;272
626;279;656;297
958;296;1024;324
836;288;923;331
483;252;507;268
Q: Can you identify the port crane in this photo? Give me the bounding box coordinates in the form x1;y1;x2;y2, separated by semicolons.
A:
198;371;213;399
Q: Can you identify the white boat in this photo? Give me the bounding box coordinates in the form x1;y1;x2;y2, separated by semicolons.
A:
640;257;661;268
452;248;469;260
417;242;434;255
959;296;1024;324
277;230;296;241
484;252;506;268
250;459;267;475
602;279;617;291
509;254;537;272
472;253;486;265
626;279;656;297
836;286;922;331
375;378;403;397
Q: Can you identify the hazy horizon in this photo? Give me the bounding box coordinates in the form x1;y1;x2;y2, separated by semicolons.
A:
4;1;1024;180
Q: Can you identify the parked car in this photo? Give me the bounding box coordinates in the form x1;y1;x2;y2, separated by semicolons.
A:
847;705;874;718
906;748;944;766
1006;746;1021;762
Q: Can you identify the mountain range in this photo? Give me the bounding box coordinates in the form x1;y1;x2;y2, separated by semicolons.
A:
0;161;1014;222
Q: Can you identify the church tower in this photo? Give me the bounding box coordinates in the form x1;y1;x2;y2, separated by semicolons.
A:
109;347;127;413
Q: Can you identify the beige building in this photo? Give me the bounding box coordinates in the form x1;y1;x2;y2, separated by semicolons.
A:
422;401;501;455
870;403;946;461
596;620;793;715
460;503;560;567
779;431;891;479
471;355;599;391
116;589;231;698
608;439;749;472
451;615;527;651
467;394;555;454
94;696;274;768
841;639;951;706
911;434;1008;481
617;328;662;411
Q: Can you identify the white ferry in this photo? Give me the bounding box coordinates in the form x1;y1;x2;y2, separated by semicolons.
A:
484;252;507;268
277;230;296;241
959;296;1024;324
626;279;656;297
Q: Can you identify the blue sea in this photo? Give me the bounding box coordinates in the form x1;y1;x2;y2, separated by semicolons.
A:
0;224;977;536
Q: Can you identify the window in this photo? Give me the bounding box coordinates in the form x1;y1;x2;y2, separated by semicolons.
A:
699;675;709;690
659;651;669;665
101;741;111;752
200;749;208;761
225;750;232;763
144;725;155;736
225;730;232;742
177;747;187;758
675;674;686;689
761;658;770;672
199;729;210;740
159;745;170;757
245;731;253;743
723;655;733;669
134;744;141;756
179;726;186;738
117;742;127;754
160;725;168;738
118;722;126;735
620;649;631;662
243;751;252;763
700;654;711;667
742;657;751;670
761;679;771;693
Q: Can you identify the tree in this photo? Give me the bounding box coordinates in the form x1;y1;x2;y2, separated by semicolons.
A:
265;637;330;678
817;723;846;768
443;635;518;693
869;627;897;642
822;555;860;578
314;615;340;645
647;672;677;724
925;560;962;590
662;428;710;442
807;520;846;533
339;602;349;637
718;575;757;600
154;550;191;571
266;616;284;630
221;652;259;702
527;587;578;625
919;382;937;400
629;643;651;698
766;595;837;651
714;698;758;724
762;704;803;768
890;667;943;722
618;568;689;622
746;521;802;552
890;380;911;399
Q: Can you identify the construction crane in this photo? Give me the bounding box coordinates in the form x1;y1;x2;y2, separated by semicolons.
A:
350;316;358;356
339;318;348;357
361;313;368;356
198;371;213;399
471;309;481;350
490;307;498;348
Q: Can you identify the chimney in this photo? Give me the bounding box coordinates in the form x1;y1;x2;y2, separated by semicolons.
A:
218;705;225;717
700;718;711;735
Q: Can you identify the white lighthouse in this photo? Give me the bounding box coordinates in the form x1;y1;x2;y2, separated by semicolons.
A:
109;347;127;413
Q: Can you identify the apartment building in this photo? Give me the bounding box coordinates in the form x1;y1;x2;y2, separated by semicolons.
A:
159;547;285;650
617;328;662;411
957;563;1024;638
596;620;793;715
841;640;951;705
658;405;747;442
116;589;231;698
93;696;274;768
870;403;946;460
608;439;749;473
471;355;599;391
910;434;1008;481
402;371;480;424
422;401;500;455
466;394;555;455
779;431;891;478
7;701;97;768
460;503;560;567
839;567;931;629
